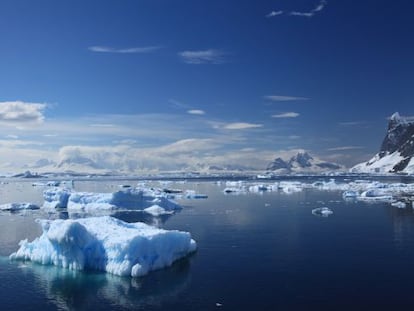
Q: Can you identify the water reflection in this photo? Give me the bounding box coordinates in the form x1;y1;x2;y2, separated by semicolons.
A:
16;256;192;310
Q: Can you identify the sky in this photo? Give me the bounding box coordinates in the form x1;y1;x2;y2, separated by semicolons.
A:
0;0;413;172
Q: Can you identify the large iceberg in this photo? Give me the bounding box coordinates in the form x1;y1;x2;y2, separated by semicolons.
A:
43;188;181;212
10;216;197;277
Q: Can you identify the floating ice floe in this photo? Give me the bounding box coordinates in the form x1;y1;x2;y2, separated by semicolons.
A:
391;201;407;209
342;190;359;199
184;190;208;199
357;189;394;203
10;216;197;277
32;181;61;187
312;207;333;217
43;188;181;212
0;202;40;211
143;205;175;216
223;187;246;194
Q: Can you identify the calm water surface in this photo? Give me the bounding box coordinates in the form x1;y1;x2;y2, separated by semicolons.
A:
1;178;414;310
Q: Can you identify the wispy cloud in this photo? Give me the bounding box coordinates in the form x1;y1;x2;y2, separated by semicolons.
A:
266;10;283;18
264;95;309;102
88;46;162;54
187;109;206;115
272;112;300;118
290;0;327;17
327;146;364;151
0;101;46;124
223;122;263;130
179;49;227;64
338;121;370;127
89;123;116;128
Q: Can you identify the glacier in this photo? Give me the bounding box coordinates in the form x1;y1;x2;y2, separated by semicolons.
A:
10;216;197;277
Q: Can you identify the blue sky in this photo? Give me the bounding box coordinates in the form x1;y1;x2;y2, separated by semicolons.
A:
0;0;413;172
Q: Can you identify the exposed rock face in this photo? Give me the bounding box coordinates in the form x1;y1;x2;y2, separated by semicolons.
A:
267;152;341;174
351;112;414;174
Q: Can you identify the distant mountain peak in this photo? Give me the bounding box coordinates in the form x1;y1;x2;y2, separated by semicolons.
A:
267;151;341;174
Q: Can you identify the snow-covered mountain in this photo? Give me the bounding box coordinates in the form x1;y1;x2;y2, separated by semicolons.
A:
266;152;342;174
351;112;414;174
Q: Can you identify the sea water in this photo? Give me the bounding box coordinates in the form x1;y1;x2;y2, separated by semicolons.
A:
1;178;414;310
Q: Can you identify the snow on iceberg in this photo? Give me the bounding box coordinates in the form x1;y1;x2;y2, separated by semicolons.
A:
10;216;197;277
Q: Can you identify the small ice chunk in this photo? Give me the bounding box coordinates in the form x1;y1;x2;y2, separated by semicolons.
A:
342;190;359;198
223;187;246;194
143;205;174;216
185;190;208;199
391;201;406;209
0;202;40;211
312;207;333;217
10;216;197;277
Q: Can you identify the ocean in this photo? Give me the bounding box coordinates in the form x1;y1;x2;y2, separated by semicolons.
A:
1;177;414;310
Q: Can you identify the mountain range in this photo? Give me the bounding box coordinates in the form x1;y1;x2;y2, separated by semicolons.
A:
266;152;343;174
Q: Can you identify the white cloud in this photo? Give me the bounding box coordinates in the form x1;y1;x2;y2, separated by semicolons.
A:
187;109;205;115
0;101;46;124
272;112;300;118
327;146;364;151
6;134;18;139
179;49;227;64
266;11;283;18
290;0;327;17
223;122;263;130
264;95;308;102
88;46;162;53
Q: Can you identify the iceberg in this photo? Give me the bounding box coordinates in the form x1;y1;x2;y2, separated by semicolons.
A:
10;216;197;277
0;202;40;211
43;188;181;212
143;205;175;216
184;190;208;199
312;207;333;217
43;188;72;208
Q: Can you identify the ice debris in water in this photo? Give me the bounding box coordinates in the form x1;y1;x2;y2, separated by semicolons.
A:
0;202;40;211
10;216;197;277
312;207;333;217
143;205;175;216
43;187;181;212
